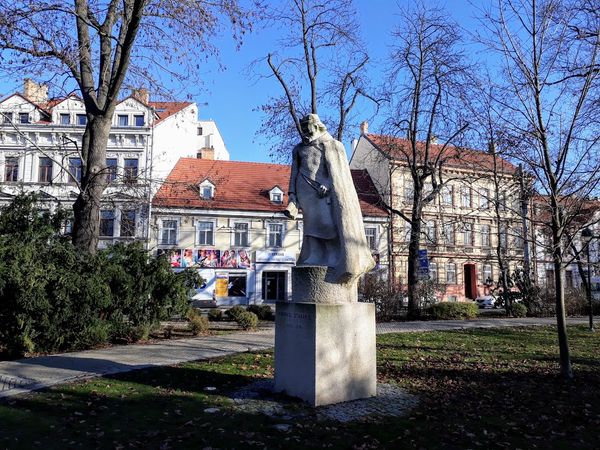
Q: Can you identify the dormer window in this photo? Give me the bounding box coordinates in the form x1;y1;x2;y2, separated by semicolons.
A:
199;179;215;200
19;113;30;124
60;113;70;125
2;112;13;123
269;186;284;204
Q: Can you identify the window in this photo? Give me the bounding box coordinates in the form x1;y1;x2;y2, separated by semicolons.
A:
271;192;282;204
68;158;82;183
197;221;214;246
545;269;555;287
117;115;129;127
481;224;491;247
480;188;490;209
19;113;30;124
2;112;13;123
499;222;508;250
463;223;473;247
425;220;436;244
197;126;203;135
99;210;115;237
446;263;457;284
364;226;377;250
38;157;53;183
442;185;453;206
514;227;524;249
199;181;215;199
105;158;118;183
461;187;472;208
429;262;438;283
499;192;507;211
443;222;455;246
228;274;247;297
76;114;87;126
4;157;19;182
120;210;136;237
59;113;70;125
160;219;178;245
483;264;493;284
234;222;249;247
404;184;414;203
268;223;284;247
123;158;138;183
134;115;145;127
565;270;574;289
447;295;458;302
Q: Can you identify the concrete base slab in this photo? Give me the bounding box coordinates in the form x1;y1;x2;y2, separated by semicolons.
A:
274;301;376;406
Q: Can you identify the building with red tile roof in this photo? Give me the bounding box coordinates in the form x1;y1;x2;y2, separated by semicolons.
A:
350;125;525;303
151;158;389;306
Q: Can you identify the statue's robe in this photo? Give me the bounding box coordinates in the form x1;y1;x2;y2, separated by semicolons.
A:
289;132;375;283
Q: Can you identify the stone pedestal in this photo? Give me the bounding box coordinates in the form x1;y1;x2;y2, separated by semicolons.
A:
274;266;376;407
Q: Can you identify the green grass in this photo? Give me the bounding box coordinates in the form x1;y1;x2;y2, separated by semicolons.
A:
1;326;599;449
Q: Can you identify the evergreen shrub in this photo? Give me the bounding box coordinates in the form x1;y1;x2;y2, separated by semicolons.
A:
247;304;274;321
236;311;258;330
430;302;479;320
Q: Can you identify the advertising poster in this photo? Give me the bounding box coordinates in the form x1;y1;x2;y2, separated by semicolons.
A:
238;249;252;268
169;249;182;268
220;249;238;268
215;274;229;297
181;248;195;268
197;249;220;268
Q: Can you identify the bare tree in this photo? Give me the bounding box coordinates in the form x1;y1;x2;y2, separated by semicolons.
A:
256;0;377;160
0;0;252;253
380;3;472;317
478;0;600;378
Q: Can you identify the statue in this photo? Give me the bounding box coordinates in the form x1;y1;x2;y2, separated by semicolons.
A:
285;114;375;283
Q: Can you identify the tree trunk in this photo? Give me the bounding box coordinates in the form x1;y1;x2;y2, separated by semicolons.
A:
71;117;112;254
407;197;423;317
553;244;573;379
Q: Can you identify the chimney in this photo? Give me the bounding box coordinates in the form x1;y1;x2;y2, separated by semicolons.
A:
23;79;48;103
197;148;215;160
360;121;369;135
131;88;150;104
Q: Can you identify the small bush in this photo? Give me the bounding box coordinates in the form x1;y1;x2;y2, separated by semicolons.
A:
512;302;528;318
247;304;274;321
236;311;258;330
226;305;246;321
430;302;479;320
208;309;223;322
188;315;210;336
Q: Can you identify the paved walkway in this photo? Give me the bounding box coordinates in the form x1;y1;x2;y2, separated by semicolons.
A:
0;316;592;399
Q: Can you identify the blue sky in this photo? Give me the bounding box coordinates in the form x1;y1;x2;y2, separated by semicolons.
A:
0;1;484;163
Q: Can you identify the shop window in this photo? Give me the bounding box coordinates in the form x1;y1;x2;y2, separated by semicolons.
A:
262;271;286;301
5;157;19;182
38;157;53;183
228;274;247;297
160;219;178;245
234;222;249;247
68;157;82;183
197;221;214;246
99;210;115;237
120;210;136;237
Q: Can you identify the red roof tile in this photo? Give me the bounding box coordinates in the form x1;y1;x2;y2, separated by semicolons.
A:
153;158;388;217
365;134;518;174
149;101;193;124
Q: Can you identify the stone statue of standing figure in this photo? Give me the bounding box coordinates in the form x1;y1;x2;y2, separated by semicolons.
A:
285;114;374;284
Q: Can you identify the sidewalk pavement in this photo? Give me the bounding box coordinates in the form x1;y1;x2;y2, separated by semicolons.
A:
0;316;592;400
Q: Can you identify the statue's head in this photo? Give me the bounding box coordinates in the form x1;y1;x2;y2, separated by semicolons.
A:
300;114;327;143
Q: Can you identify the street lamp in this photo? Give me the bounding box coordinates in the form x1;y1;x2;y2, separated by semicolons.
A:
581;227;595;332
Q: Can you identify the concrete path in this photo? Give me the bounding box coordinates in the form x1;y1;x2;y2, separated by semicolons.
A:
0;316;593;400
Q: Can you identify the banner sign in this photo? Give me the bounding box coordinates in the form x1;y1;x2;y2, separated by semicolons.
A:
161;248;252;269
255;250;296;264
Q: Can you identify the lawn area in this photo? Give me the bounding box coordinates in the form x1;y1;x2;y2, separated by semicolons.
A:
1;325;599;449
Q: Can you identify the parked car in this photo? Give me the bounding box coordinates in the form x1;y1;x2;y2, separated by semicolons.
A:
476;295;497;309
